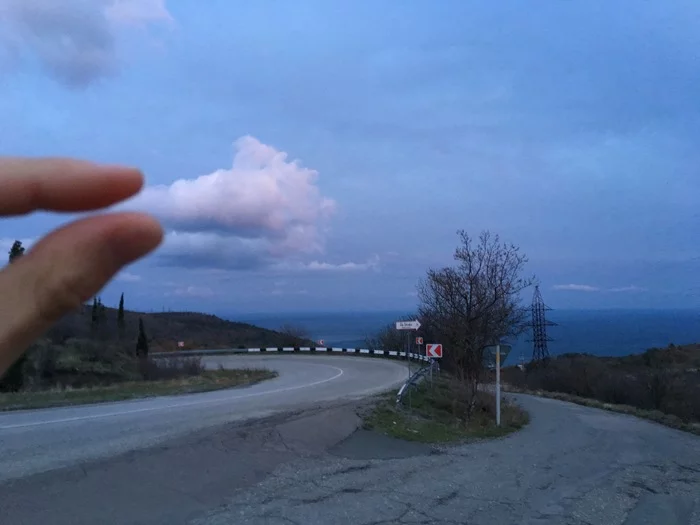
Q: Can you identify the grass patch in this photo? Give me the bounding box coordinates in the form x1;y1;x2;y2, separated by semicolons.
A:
504;385;700;436
0;368;277;411
364;378;529;444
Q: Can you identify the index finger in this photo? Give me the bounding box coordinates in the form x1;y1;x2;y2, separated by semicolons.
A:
0;157;145;216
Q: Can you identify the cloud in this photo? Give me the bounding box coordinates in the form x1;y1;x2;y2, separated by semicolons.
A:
168;285;217;298
136;136;336;270
302;255;380;272
158;231;273;270
104;0;172;26
552;284;600;292
270;288;309;296
553;283;648;293
0;0;172;86
115;271;141;282
608;285;647;293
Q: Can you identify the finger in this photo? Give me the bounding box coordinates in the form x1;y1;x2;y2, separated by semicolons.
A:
0;212;163;375
0;158;144;216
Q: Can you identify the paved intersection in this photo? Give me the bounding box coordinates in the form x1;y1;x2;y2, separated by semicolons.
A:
193;394;700;525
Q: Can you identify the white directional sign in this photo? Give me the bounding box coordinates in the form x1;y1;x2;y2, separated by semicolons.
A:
426;344;443;358
396;320;421;330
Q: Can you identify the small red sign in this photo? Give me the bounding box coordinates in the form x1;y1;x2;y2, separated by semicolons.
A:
426;344;443;358
415;337;424;345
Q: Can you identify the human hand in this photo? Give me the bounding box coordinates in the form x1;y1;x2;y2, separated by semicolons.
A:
0;158;163;376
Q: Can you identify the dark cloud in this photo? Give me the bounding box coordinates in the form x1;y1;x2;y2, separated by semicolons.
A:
0;0;172;87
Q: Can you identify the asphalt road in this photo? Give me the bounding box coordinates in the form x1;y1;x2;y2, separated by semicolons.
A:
0;354;409;483
2;359;699;525
194;394;700;525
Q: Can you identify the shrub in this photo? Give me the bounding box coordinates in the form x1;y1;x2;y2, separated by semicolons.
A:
140;357;205;381
503;352;700;424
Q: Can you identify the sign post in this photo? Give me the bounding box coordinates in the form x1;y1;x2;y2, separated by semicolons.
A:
425;344;442;384
483;343;512;427
395;319;421;366
396;320;421;406
415;336;423;358
496;345;501;426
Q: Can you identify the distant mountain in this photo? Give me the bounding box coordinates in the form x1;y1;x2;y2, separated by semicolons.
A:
46;305;313;352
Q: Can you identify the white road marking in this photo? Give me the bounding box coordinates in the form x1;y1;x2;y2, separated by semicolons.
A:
0;365;344;430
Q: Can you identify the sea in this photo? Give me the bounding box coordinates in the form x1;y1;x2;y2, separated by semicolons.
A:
230;309;700;365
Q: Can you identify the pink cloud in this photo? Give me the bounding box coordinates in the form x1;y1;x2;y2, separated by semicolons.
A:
135;137;336;270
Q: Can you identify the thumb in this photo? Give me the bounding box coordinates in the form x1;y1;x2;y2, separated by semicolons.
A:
0;212;163;376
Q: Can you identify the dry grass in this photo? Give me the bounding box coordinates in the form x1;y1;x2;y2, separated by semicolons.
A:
364;377;529;443
500;346;700;424
0;368;276;411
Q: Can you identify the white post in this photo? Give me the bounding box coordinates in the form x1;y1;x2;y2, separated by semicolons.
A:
496;344;501;427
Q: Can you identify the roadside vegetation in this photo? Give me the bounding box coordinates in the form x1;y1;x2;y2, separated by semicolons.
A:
0;365;276;411
0;240;293;406
501;344;700;433
365;376;529;443
366;230;534;442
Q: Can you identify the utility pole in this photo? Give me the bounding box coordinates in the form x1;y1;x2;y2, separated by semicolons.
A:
530;286;556;364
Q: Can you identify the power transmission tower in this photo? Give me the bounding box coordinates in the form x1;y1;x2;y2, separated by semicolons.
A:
529;285;556;363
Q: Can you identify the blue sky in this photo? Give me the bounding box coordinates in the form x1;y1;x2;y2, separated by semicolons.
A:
1;0;698;314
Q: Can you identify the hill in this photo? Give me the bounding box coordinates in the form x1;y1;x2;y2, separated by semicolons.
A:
45;304;314;352
503;343;700;424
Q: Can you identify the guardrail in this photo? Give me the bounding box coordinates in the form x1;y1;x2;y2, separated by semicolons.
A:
151;347;431;362
395;360;440;407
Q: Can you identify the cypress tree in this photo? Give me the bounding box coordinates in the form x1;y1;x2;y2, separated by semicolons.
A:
136;318;149;358
117;293;125;339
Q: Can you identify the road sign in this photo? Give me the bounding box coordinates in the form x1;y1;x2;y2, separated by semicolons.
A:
318;339;325;346
177;341;184;348
483;344;512;368
415;337;423;345
426;343;443;358
396;320;421;330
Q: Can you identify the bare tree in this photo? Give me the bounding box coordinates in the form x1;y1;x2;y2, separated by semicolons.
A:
364;323;405;352
417;230;534;416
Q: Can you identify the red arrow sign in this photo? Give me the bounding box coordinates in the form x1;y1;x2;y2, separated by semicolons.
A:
426;344;442;358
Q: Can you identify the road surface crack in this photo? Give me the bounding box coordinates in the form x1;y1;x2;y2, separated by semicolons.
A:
297;486;363;505
335;463;374;475
431;490;459;508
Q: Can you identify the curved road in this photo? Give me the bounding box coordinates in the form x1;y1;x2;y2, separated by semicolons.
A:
0;355;409;482
3;357;699;524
